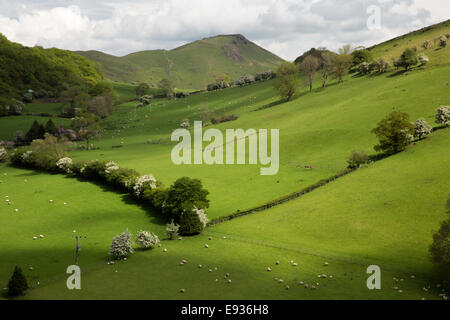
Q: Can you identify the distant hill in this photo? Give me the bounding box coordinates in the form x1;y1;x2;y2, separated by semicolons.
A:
76;34;284;90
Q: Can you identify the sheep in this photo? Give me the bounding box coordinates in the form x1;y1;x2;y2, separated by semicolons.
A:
14;209;18;212
298;281;304;285
279;279;284;283
180;289;185;293
398;290;403;293
228;279;232;284
163;248;167;252
178;236;182;240
208;236;213;240
39;235;44;238
209;269;212;272
198;264;203;268
49;200;54;203
285;285;290;290
324;262;329;266
311;285;316;290
267;267;272;272
292;263;297;267
275;261;280;265
29;267;33;271
33;236;37;240
205;244;209;248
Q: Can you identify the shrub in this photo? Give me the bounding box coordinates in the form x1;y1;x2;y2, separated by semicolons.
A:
376;59;389;73
133;174;157;198
179;209;204;236
419;55;429;65
397;48;418;70
7;266;28;297
371;111;414;154
413;118;432;140
109;229;134;259
80;160;108;180
23;92;33;103
166;219;180;240
0;147;8;162
347;150;369;169
55;157;73;173
9;99;24;115
422;40;432;49
439;36;447;48
142;186;168;209
255;70;274;81
358;62;370;75
435;106;450;126
70;161;86;175
136;230;160;249
105;167;140;190
139;95;153;105
211;114;238;124
429;198;450;288
163;177;210;221
273;62;300;101
180;118;190;129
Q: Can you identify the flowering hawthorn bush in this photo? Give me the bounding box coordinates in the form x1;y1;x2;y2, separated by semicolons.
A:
136;231;160;249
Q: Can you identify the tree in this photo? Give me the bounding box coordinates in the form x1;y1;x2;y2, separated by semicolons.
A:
273;62;300;101
333;49;352;83
7;266;28;297
413;118;432;140
158;78;174;97
135;83;150;97
347;150;369;169
300;56;319;92
25;120;45;143
429;197;450;287
179;210;204;236
71;116;100;150
439;36;447;48
371;111;414;154
163;177;210;221
44;119;57;135
87;93;113;118
109;229;134;259
398;48;418;71
319;51;334;88
31;133;73;160
338;44;354;55
166;220;180;240
351;49;372;66
435;106;450;127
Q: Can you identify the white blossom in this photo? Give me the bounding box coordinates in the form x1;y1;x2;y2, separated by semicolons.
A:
105;161;120;174
133;174;157;197
193;206;208;228
56;157;73;173
135;230;160;249
109;229;134;259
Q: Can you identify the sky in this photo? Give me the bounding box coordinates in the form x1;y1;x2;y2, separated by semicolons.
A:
0;0;448;60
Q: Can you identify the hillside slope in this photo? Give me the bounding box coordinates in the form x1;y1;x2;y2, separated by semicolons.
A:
76;34;284;89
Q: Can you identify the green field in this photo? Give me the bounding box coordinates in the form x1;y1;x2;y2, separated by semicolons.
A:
1;21;449;300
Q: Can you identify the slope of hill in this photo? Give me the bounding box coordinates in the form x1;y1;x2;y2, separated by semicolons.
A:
76;34;284;89
0;34;103;101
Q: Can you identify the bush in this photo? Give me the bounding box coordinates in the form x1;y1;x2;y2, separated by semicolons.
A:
371;111;414;154
375;59;389;73
347;150;369;169
142;186;168;209
55;157;73;173
429;198;450;288
109;229;134;259
166;219;180;240
105;167;140;190
439;36;447;48
397;48;418;70
180;118;190;129
419;55;429;65
435;106;450;126
358;62;370;75
179;209;205;236
163;177;210;221
139;95;153;105
0;147;8;162
136;230;160;249
211;114;238;124
80;160;108;180
133;174;157;198
422;40;432;49
413;118;432;140
7;266;28;297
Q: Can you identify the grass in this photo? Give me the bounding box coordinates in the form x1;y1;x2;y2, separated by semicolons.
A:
0;24;449;300
0;116;70;141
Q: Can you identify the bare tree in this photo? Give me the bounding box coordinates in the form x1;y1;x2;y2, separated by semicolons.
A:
333;46;352;83
300;56;320;92
319;51;333;88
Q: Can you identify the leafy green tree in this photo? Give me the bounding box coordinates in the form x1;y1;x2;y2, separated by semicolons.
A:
274;62;300;101
157;79;174;97
163;177;210;221
179;210;204;235
135;83;150;97
7;266;28;297
413;118;432;140
398;48;418;70
371;111;414;154
333;53;352;83
215;74;231;88
44;119;57;135
351;49;373;66
429;197;450;287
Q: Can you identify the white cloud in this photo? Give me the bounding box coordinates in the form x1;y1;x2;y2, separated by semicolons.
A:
0;0;448;60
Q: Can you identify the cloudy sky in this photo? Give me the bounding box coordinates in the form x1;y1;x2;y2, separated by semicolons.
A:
0;0;448;60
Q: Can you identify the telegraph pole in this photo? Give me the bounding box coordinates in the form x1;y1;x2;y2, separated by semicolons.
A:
74;235;87;265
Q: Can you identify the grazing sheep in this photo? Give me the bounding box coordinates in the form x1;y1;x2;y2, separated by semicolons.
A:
29;267;33;271
298;281;304;285
267;267;272;272
39;235;44;238
304;284;309;288
292;263;297;267
322;274;327;278
205;244;209;248
198;264;203;268
14;209;18;212
49;200;53;203
275;261;280;265
33;236;37;240
208;236;212;240
410;275;415;279
285;285;290;290
311;285;316;289
163;248;167;252
73;230;76;233
398;290;403;293
180;289;185;293
228;279;232;284
324;262;329;266
393;286;399;290
209;269;212;272
279;279;284;283
64;202;67;205
123;258;127;261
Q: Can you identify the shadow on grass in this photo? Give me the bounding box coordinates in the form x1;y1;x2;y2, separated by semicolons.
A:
63;175;167;228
